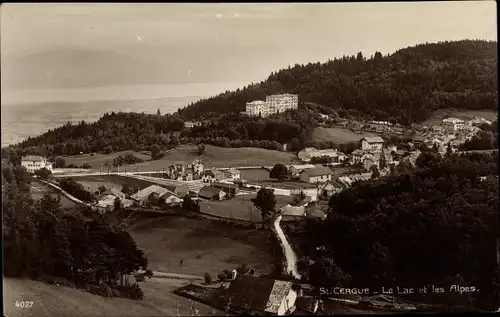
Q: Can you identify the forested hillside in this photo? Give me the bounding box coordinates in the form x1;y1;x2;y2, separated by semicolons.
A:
178;40;498;125
2;159;151;299
298;150;499;311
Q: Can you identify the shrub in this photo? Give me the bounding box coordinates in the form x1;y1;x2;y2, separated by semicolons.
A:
204;273;212;285
218;272;227;282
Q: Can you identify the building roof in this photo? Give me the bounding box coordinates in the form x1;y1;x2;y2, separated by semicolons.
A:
227;168;240;175
198;186;223;198
280;205;306;216
130;185;173;201
300;166;332;178
362;136;384;143
225;275;294;314
21;155;45;162
303;147;318;152
203;170;215;177
97;195;116;208
352;149;365;156
212;182;238;190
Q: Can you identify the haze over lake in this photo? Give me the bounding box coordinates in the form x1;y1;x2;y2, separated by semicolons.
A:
1;81;247;146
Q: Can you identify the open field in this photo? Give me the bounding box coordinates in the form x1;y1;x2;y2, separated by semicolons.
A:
199;194;294;222
4;277;224;317
126;144;300;171
129;216;276;277
30;181;78;209
421;109;498;126
72;175;158;191
63;151;152;170
311;127;380;143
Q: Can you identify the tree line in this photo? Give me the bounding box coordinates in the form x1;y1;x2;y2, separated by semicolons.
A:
2;159;151;299
178;40;497;126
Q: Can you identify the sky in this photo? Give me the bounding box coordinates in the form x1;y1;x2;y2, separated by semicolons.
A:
0;2;497;85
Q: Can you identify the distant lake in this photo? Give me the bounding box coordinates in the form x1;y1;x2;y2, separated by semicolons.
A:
1;82;247;147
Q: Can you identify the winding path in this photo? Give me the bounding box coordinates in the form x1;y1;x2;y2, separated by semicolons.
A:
272;215;302;280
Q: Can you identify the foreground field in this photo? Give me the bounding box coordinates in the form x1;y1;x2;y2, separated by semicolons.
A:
311;127;380;143
199;194;294;222
4;277;224;317
63;150;152;170
421;109;498;126
129;216;276;277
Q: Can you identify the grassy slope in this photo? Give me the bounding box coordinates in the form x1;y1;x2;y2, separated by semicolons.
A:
4;277;224;317
63;151;152;170
311;127;380;143
199;194;294;222
128;144;299;170
62;145;299;172
421;109;498;126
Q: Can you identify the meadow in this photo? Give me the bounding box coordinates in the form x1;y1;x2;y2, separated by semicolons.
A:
421;109;498;126
63;150;152;170
311;127;380;143
199;194;294;222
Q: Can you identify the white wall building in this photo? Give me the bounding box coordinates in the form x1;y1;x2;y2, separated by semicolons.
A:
245;94;299;117
21;155;53;173
442;118;466;131
361;137;385;151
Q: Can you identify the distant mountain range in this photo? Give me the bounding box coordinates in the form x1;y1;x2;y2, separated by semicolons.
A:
0;45;278;89
1;48;185;89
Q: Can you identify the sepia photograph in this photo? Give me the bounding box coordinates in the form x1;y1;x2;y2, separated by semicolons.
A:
1;2;498;316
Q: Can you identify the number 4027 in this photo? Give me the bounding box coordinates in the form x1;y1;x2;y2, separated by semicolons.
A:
15;300;34;308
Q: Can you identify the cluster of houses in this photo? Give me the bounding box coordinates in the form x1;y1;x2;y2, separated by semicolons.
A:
417;117;491;155
160;159;205;181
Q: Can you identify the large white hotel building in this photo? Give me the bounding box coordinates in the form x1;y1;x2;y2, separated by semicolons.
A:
245;94;299;117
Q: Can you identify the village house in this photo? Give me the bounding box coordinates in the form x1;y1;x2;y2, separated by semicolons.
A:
201;169;227;183
363;157;379;172
288;164;315;177
197;186;226;200
467;117;492;126
297;147;345;163
130;185;182;207
361;136;385;152
21;155;53;173
299;166;333;184
95;195;118;214
350;149;371;165
184;121;201;129
318;179;346;199
224;275;298;316
212;182;239;197
169;185;190;198
224;168;241;180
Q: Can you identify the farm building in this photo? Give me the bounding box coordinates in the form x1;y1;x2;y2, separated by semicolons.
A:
224;275;297;316
288;164;315;177
130;185;182;206
96;195;118;213
299;166;333;184
212;182;239;196
318;179;345;199
198;186;226;200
